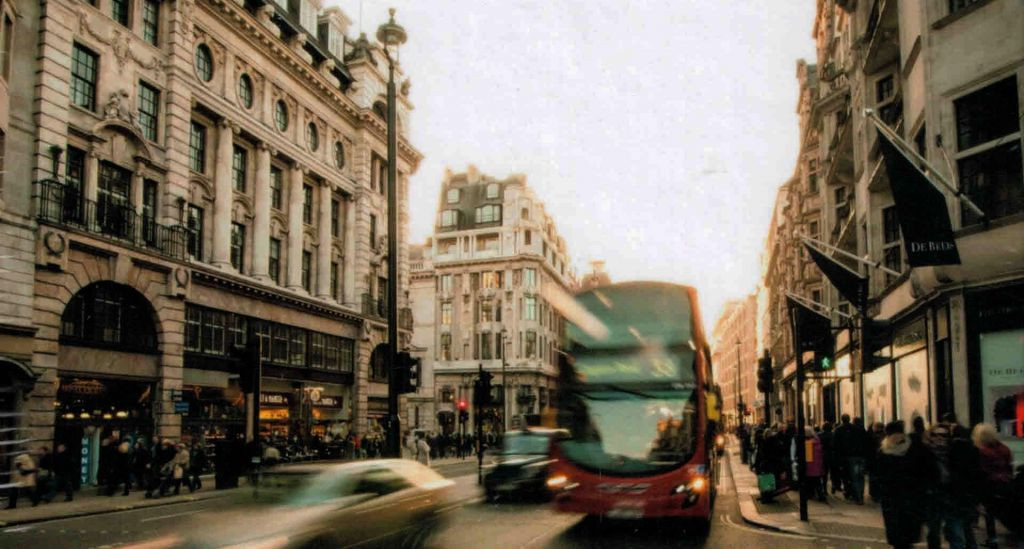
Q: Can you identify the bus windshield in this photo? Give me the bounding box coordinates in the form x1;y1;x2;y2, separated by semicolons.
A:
559;388;698;476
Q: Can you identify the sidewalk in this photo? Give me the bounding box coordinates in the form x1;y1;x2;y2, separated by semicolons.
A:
728;442;1020;546
0;474;234;527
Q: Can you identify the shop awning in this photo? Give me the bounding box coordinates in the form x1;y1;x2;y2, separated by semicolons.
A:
877;130;962;266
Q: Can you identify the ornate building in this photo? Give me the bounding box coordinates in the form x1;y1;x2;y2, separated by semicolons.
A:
0;0;421;484
410;166;575;434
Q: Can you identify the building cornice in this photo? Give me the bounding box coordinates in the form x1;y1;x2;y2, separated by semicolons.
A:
191;270;366;325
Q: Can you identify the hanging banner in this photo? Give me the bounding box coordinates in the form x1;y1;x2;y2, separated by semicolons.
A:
804;243;868;306
787;296;832;352
877;130;961;266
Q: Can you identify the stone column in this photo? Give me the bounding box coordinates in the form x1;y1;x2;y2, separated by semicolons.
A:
286;162;305;290
316;181;332;298
251;143;272;281
211;119;235;268
343;193;357;306
131;159;146;213
84;150;99;203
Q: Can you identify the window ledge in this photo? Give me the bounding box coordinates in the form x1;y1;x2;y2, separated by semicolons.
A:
932;0;996;30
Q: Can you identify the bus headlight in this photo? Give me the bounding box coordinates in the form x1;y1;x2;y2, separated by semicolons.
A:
672;475;707;505
546;474;578;491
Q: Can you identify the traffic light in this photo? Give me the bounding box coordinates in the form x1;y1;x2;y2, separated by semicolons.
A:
474;370;494;406
812;332;835;372
394;352;421;394
757;353;773;394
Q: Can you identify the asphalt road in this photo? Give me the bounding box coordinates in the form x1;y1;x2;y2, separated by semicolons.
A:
1;458;888;549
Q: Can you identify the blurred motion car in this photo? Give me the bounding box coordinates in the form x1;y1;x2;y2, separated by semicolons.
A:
483;428;567;502
129;459;454;549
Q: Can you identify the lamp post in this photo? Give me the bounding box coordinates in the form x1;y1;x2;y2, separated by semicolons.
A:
376;8;406;458
735;338;744;429
501;329;509;432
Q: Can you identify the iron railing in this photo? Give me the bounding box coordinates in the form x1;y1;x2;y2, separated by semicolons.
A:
36;179;188;260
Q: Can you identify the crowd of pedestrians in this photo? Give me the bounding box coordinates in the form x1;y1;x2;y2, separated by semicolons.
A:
739;412;1021;549
6;436;209;510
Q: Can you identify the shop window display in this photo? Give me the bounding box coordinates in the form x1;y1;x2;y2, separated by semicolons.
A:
980;329;1024;456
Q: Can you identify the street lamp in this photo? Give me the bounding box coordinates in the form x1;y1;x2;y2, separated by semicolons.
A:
501;328;509;432
377;8;406;458
735;338;744;429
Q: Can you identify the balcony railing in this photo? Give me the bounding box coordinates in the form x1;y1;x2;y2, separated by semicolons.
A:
36;179;188;260
361;293;387;318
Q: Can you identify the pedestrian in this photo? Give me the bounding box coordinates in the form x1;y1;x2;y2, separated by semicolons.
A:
818;422;835;496
188;442;208;492
835;416;870;504
98;436;115;491
133;440;152;498
156;439;176;497
106;439;132;496
874;420;934;549
36;445;54;503
170;443;190;495
6;451;39;508
868;421;885;503
416;434;431;466
799;427;826;502
53;443;75;502
925;412;981;549
972;423;1012;548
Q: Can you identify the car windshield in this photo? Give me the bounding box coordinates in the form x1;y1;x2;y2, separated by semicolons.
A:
558;389;698;476
253;468;358;507
501;433;550;455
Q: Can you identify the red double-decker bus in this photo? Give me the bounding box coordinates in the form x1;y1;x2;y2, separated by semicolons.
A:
546;282;721;531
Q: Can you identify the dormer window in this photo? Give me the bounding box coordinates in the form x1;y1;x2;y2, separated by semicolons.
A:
475;204;501;224
485;183;500;199
440;209;458;228
446;188;460;203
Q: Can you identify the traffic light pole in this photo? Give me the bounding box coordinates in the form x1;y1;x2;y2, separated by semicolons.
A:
385;53;401;460
789;307;809;523
476;364;484;485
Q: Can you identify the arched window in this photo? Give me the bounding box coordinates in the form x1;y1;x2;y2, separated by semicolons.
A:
369;344;388;381
307;122;319;151
334;141;345;169
274;100;289;132
61;282;158;352
194;44;213;82
237;73;254;109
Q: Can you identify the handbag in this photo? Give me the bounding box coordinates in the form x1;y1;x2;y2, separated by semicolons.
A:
757;473;776;494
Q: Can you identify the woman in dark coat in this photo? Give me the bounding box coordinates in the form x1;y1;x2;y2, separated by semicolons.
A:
874;420;936;549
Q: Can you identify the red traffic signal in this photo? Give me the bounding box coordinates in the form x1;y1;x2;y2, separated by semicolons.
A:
457;399;468;411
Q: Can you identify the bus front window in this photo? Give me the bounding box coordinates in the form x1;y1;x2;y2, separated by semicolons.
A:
558;389;698;476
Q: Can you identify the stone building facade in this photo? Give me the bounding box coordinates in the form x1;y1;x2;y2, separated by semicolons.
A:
761;0;1024;461
710;294;760;427
0;0;420;484
410;166;575;435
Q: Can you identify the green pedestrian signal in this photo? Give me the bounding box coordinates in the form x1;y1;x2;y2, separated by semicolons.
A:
820;356;832;370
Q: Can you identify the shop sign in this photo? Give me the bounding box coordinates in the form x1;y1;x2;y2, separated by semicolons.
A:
314;396;343;408
80;436;91;485
260;392;291;406
61;379;107;396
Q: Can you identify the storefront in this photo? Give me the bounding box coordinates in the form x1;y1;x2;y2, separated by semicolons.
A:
967;284;1024;463
259;390;294;439
53;376;155;486
180;381;246;444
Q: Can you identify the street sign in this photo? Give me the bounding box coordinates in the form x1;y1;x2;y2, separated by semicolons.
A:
170;389;183;402
173;401;189;413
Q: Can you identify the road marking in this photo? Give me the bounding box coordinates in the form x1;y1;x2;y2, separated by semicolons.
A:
2;525;33;533
139;509;202;523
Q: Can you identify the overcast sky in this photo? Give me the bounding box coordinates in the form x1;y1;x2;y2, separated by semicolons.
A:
335;0;817;334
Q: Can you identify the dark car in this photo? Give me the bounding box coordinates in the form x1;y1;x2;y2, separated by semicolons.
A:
484;428;567;502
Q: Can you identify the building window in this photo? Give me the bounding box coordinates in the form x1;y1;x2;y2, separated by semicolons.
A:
524;230;532;245
274;100;289;132
372;154;387;194
808;220;819;239
475;204;501;224
301;250;312;291
186;204;203;260
439;333;452;360
61;282;156;352
331;198;340;237
441;302;452;325
438;238;456;255
446;188;460;203
271;324;288;363
875;75;895;104
137;82;160;141
269;238;281;283
523;268;537;288
189;121;206;173
482;271;501;289
475;234;499;252
954;76;1022;225
111;0;130;26
811;289;822;304
270;166;283;209
330;261;339;300
232;145;247;192
485;182;499;199
882;206;901;280
289;328;306;366
184;307;201;352
237;73;253;109
521;207;529;220
302;184;313;224
230;222;245;272
71;43;99;111
481;333;492;360
369;214;377;248
525;330;537;358
306;122;319;151
194;44;213;82
808;173;818;194
142;0;159;45
439;274;452;293
949;0;982;14
440;209;458;228
523;296;537;321
334;141;345;169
